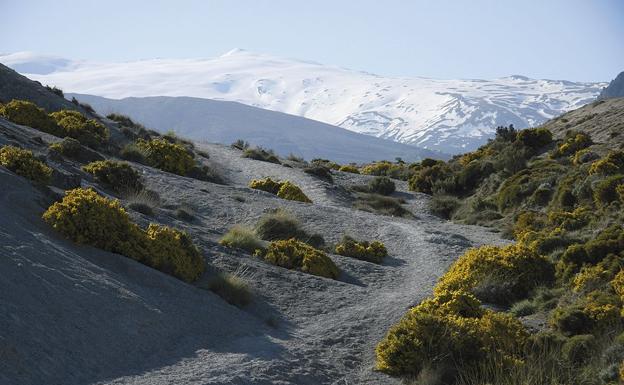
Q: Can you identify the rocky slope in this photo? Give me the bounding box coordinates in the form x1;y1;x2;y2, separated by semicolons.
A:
0;72;503;385
598;71;624;100
0;50;605;154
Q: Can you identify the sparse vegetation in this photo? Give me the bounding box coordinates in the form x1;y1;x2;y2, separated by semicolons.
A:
242;146;280;164
0;145;52;184
219;225;265;254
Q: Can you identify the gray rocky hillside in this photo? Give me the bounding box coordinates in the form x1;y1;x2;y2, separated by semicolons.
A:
0;67;504;385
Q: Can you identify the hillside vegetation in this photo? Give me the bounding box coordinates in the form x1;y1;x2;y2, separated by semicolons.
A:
376;97;624;385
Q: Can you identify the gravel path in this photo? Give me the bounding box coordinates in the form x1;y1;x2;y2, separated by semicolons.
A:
0;130;502;385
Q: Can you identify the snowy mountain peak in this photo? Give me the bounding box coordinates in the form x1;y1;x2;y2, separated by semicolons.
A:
0;51;606;154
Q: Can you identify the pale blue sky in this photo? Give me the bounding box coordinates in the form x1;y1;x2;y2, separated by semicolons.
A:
1;0;622;81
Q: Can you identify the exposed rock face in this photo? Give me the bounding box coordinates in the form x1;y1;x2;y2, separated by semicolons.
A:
598;71;624;100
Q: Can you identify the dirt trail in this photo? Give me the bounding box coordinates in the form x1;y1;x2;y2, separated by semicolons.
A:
0;133;502;385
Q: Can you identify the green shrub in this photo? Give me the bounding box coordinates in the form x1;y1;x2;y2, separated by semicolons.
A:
303;165;333;183
276;181;312;203
335;235;388;264
435;243;555;305
408;164;451;194
550;306;593;336
375;290;527;379
353;193;411;217
50;110;109;148
136;138;195;175
429;195;460;219
0;145;52;184
119;143;148;163
593;175;624;206
242;147;280;164
231;139;250;150
42;188;204;282
219;225;264;254
249;177;282;194
263;238;339;279
82;160;143;193
516;127;553;149
0;99;63;136
206;272;252;307
561;334;596;364
339;164;359;174
49;137;103;163
368;176;396;195
254;209;324;248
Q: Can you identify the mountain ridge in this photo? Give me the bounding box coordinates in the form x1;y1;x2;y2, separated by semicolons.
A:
0;50;606;154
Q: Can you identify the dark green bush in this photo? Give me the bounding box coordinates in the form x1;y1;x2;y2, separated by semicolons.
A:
82;160;143;193
516;127;553;149
429;195;460;219
242;147;280;164
368;176;396;195
561;334;596;364
550;307;593;336
593;175;624;206
303;165;333;183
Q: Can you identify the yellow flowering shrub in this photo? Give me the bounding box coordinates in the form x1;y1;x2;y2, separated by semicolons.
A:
375;290;527;378
434;243;554;304
263;238;339;279
573;265;612;293
588;151;624;175
338;164;360;174
547;206;590;231
136;138;195;175
249;178;312;203
551;131;592;158
82;160;143;193
50;110;109;148
42;188;205;282
277;181;312;203
335;235;388;264
249;177;282;194
458;146;496;166
0;145;52;184
0;99;63;136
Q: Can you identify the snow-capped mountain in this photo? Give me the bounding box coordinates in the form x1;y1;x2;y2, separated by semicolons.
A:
0;50;606;154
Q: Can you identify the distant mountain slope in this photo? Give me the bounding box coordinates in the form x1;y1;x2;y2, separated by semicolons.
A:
598;71;624;100
1;51;605;154
69;93;445;163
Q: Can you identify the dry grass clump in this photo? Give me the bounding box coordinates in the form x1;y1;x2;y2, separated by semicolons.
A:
205;265;254;307
219;225;265;254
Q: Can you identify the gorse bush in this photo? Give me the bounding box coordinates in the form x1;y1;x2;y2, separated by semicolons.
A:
593;175;624;207
50;110;109;148
516;127;553;150
135;138;195;175
589;151;624;175
82;160;143;193
551;131;593;158
368;176;396;195
0;145;52;184
335;235;387;264
49;137;103;163
262;238;339;279
219;225;265;254
434;243;554;305
0;99;63;136
338;164;359;174
248;178;312;203
276;181;312;203
376;290;528;379
42;188;204;282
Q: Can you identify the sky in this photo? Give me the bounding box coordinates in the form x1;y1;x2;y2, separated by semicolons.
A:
1;0;622;82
